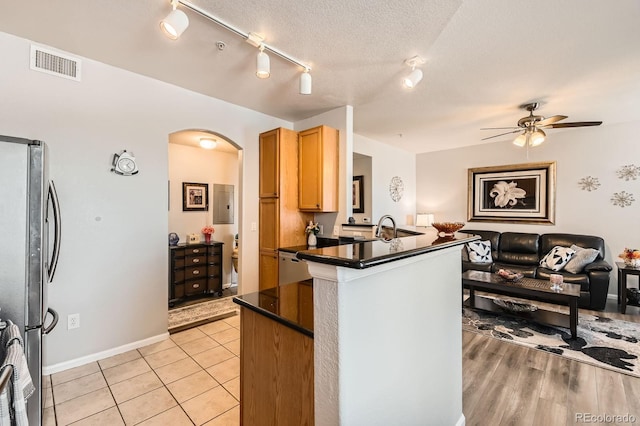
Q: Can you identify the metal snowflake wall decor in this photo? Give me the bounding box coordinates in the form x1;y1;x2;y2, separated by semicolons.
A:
611;191;635;208
616;164;640;181
578;176;601;191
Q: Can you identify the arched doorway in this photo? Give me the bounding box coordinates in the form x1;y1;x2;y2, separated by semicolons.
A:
167;129;243;331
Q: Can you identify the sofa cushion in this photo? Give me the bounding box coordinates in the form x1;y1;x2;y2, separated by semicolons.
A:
467;240;493;263
463;230;500;261
541;234;605;261
564;244;600;274
498;232;540;265
540;246;576;271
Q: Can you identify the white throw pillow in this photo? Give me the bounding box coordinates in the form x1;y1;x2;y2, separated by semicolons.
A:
539;246;576;271
467;240;493;263
563;244;599;274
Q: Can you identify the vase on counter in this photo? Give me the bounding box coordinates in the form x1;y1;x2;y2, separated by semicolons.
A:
308;233;317;247
204;233;212;243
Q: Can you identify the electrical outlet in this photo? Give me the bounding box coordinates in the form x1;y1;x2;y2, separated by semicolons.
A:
333;226;339;236
68;313;80;330
318;225;324;235
251;222;257;231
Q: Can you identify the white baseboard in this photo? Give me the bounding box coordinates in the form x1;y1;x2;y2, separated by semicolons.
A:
43;332;169;375
456;413;466;426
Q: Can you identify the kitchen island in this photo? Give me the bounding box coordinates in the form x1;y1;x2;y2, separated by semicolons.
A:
234;229;478;426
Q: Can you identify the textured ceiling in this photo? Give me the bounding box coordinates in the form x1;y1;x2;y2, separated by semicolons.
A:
1;0;639;153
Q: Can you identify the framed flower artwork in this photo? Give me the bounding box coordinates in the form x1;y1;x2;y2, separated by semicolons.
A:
467;162;556;224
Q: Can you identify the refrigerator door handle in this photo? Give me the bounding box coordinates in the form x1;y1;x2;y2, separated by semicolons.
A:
47;180;61;283
43;308;59;335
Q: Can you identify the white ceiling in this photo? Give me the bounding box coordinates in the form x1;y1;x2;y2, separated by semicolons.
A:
2;0;639;154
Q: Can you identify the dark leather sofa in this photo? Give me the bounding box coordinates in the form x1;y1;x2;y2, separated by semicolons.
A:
462;230;612;310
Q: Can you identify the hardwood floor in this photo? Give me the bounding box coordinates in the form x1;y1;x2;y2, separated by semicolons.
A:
462;298;640;425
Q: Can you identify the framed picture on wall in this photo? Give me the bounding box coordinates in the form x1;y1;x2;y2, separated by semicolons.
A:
182;182;209;211
353;175;364;213
467;162;556;224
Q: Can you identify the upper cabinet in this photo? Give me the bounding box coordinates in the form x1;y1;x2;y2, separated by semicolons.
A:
298;125;339;212
259;129;280;198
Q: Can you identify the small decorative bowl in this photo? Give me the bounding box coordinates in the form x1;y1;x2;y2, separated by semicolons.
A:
432;222;465;236
497;269;524;282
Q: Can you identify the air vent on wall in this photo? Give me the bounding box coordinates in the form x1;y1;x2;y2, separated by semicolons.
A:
30;45;81;81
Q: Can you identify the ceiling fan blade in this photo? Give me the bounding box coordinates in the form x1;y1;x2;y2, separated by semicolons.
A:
481;129;523;141
537;115;567;126
544;121;603;128
480;127;520;130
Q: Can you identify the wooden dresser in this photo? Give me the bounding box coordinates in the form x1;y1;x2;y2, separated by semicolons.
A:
169;242;223;306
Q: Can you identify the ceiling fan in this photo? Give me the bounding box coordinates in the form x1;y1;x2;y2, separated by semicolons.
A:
481;103;602;147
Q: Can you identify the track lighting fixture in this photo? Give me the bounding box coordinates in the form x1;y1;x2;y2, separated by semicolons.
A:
199;138;217;149
299;68;312;95
160;0;189;40
256;45;270;79
402;55;426;89
160;0;312;94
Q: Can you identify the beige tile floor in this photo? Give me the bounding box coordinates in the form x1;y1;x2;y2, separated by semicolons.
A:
43;315;241;426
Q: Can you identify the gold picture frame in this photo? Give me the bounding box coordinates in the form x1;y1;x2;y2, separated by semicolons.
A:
468;162;556;224
182;182;209;211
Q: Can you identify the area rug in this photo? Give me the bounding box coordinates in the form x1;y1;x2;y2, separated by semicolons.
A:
168;296;239;333
463;303;640;378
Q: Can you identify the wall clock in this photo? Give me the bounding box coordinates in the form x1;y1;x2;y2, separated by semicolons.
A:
389;176;404;202
111;150;139;176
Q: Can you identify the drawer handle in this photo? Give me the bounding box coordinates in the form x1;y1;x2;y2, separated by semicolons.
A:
192;270;200;275
193;259;200;263
193;249;200;253
193;283;200;288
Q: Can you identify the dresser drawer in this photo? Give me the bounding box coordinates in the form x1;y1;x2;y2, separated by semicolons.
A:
185;280;207;296
185;247;205;255
173;269;184;284
185;255;206;266
173;258;185;268
208;245;222;256
185;266;207;278
207;264;221;276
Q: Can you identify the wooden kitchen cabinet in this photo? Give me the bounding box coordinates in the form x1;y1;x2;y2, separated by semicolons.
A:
168;242;223;306
259;128;312;290
298;125;339;212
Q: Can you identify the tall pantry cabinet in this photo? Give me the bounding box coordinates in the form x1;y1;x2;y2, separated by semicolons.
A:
259;128;312;290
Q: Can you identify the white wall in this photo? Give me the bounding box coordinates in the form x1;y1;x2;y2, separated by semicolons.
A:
353;133;417;226
168;144;240;287
0;31;291;369
416;121;640;297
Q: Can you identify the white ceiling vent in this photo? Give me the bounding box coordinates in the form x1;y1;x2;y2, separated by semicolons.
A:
30;45;81;81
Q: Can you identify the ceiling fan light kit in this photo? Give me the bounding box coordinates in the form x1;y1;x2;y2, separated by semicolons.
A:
482;102;602;147
161;0;312;94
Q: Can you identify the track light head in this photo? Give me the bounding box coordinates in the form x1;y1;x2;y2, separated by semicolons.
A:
299;69;312;95
403;68;423;89
160;6;189;40
402;55;426;89
256;45;270;79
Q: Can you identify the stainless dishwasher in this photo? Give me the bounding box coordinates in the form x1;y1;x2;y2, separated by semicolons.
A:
278;251;312;285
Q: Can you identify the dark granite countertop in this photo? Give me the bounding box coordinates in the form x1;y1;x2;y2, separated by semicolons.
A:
296;230;479;269
233;280;314;337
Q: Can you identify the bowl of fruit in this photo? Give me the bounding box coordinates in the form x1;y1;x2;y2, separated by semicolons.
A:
496;268;524;282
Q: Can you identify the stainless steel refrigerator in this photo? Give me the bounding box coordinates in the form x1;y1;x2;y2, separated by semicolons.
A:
0;135;60;425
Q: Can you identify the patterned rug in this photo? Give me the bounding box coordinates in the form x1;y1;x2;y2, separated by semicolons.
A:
168;296;239;333
463;303;640;378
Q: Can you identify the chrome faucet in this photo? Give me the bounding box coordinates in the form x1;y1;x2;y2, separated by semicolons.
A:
375;215;397;240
